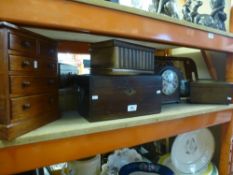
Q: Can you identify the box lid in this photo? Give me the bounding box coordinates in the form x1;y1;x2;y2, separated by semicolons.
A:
190;80;233;87
91;39;155;52
75;74;162;89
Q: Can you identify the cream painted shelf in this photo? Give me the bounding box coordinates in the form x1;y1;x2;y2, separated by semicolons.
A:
1;103;232;149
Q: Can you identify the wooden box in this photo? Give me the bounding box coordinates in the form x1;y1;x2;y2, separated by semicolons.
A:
75;75;162;121
91;39;155;75
190;80;233;104
0;22;59;140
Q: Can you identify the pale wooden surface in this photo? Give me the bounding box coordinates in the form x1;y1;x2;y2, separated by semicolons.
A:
0;103;233;148
74;0;233;37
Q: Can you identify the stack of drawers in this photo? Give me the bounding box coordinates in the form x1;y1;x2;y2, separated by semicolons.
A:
0;22;58;140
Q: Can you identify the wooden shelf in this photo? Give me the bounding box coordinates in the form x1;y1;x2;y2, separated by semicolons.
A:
0;1;233;175
0;103;233;174
1;103;233;149
0;0;233;52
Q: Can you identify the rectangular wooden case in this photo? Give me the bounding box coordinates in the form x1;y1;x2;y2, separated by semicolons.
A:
0;22;59;140
190;80;233;104
75;75;162;121
91;39;155;75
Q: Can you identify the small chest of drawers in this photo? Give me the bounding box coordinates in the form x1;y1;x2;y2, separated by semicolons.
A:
0;22;59;140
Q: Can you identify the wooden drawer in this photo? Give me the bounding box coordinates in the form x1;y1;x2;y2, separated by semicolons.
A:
9;55;57;75
40;40;57;59
10;76;58;97
40;60;57;75
11;94;58;120
8;33;36;54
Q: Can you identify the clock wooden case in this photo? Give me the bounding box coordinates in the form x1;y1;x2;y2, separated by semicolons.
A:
0;22;59;140
155;56;198;82
75;75;162;121
154;56;199;103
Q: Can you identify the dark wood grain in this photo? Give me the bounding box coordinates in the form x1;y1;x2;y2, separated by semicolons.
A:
9;55;57;76
0;109;58;140
39;39;57;59
10;76;58;97
11;93;58;120
0;28;10;124
190;81;233;104
9;55;39;73
0;23;59;140
9;33;36;55
75;75;162;121
91;40;155;75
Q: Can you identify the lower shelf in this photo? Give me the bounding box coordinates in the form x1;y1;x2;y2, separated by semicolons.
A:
0;103;232;174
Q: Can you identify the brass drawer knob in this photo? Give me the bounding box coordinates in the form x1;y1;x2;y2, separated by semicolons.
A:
21;40;31;48
22;103;31;110
22;60;31;67
22;81;31;87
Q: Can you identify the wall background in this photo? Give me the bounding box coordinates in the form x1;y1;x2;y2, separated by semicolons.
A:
171;48;227;81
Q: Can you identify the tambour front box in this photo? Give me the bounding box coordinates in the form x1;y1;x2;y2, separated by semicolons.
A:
91;39;155;75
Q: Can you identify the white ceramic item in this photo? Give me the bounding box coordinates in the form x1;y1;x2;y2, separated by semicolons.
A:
66;154;101;175
171;128;215;174
159;154;218;175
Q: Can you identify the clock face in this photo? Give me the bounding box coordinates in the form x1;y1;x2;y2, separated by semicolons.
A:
161;69;179;96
